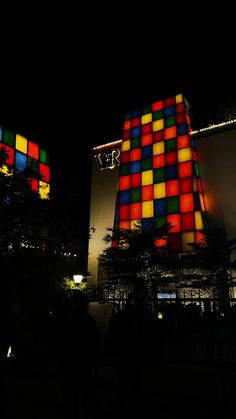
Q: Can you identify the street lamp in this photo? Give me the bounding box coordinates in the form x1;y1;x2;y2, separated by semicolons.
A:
73;274;83;284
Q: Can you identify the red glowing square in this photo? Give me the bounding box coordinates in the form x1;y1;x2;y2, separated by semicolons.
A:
120;151;130;164
178;161;192;178
119;175;130;190
0;144;14;166
153;130;164;142
131;148;141;162
142;122;152;135
142;185;154;201
152;100;164;111
130;202;142;219
28;141;39;160
179;177;192;194
180;193;194;212
166;180;179;197
181;212;195;231
164;96;175;107
131;173;141;188
153;154;165;168
29;178;39;192
141;134;152;146
197;179;202;193
155;236;167;247
166;151;177;165
120;204;130;221
176;103;185;113
167;214;181;233
123;129;130;140
196;231;206;244
131;117;141;128
39;163;50;183
124;120;131;130
177;135;190;149
176;112;187;124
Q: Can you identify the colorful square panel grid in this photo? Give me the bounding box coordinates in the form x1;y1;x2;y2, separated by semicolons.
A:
0;127;50;199
113;93;207;252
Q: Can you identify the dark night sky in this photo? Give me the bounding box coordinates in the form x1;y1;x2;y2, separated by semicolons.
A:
0;16;236;263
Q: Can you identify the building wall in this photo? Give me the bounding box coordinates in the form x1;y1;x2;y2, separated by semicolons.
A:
88;147;120;284
195;127;236;245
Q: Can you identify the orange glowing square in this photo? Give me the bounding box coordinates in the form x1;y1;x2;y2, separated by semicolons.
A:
177;135;190;149
180;193;194;212
119;221;130;229
155;236;167;247
142;185;154;201
124;120;131;130
166;180;179;197
178;161;192;178
164;126;177;140
141;134;152;146
130;148;141;161
119;175;130;190
167;214;181;233
153;154;165;168
130;202;142;219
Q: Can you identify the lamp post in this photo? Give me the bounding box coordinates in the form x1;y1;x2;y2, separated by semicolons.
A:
73;274;83;284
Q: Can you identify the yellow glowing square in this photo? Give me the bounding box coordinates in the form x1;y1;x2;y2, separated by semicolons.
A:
131;220;139;229
153;141;164;156
0;164;13;176
178;147;192;163
153;119;164;132
154;182;166;199
195;211;204;230
121;140;130;151
142;200;154;218
176;94;183;104
39;181;50;199
15;134;27;154
182;231;195;252
141;113;152;125
142;170;153;186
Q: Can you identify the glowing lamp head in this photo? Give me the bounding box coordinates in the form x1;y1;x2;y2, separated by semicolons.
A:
73;274;83;284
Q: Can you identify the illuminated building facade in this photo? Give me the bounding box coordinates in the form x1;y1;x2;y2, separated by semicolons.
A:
113;93;206;251
0;126;50;199
88;94;236;286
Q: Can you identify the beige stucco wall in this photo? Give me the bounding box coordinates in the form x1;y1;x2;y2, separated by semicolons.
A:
88;153;119;284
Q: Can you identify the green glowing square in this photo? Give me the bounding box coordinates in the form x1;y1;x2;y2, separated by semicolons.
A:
120;163;130;176
165;138;177;152
153;168;165;183
153;110;164;120
167;196;179;214
142;105;152;114
155;216;167;229
124;112;131;121
131;137;141;149
2;129;15;147
193;162;200;177
39;149;49;164
142;158;152;171
131;187;141;203
165;116;176;128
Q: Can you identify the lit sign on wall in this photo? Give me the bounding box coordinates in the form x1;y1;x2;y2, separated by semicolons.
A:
96;149;120;170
